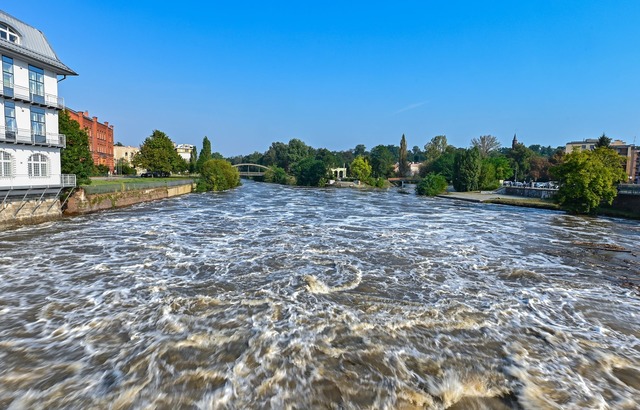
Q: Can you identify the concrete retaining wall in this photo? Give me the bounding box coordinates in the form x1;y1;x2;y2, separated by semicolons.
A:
611;193;640;214
64;183;194;215
0;197;62;230
504;187;558;199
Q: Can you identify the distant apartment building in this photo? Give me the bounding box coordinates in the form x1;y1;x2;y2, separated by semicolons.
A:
113;145;139;165
393;162;421;176
66;109;114;172
0;10;77;194
175;143;194;162
566;138;640;184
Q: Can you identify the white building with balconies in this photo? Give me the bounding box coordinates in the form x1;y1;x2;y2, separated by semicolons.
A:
0;10;77;196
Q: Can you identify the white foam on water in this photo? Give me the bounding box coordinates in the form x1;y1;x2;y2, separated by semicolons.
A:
0;181;639;408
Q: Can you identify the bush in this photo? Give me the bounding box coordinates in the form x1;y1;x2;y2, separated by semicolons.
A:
365;177;386;188
92;164;110;176
196;159;241;192
264;166;290;185
416;173;448;196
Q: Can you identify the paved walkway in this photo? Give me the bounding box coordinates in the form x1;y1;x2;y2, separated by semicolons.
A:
436;191;513;203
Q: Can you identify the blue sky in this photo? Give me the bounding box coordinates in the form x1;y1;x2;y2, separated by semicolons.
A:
4;1;640;155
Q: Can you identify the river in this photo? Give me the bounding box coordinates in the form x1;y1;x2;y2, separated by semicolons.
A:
1;181;639;409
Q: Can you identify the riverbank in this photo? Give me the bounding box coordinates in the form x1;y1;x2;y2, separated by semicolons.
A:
437;191;640;219
64;179;195;215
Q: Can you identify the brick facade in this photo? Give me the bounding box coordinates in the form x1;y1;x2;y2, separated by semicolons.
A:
67;109;114;172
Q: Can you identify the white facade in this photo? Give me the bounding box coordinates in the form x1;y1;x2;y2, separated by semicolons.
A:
0;11;76;191
175;143;194;162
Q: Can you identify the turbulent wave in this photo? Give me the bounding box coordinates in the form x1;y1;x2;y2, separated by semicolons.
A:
0;181;639;409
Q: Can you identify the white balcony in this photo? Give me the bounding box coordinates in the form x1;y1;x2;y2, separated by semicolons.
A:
0;173;76;191
0;84;65;110
0;126;66;148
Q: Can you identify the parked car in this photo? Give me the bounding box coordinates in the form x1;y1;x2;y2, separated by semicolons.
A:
141;171;170;178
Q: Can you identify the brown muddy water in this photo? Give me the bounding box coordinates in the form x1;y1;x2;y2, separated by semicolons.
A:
0;181;639;409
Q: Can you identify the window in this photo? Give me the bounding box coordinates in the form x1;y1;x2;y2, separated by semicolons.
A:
0;23;19;44
28;65;44;104
4;101;16;141
28;153;48;177
2;55;13;97
0;151;11;177
31;107;46;143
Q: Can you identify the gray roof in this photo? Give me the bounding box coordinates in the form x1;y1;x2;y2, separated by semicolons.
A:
0;10;77;75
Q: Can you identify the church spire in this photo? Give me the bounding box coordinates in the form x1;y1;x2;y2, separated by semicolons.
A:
512;134;519;149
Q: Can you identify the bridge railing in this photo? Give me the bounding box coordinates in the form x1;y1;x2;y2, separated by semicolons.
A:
232;163;268;176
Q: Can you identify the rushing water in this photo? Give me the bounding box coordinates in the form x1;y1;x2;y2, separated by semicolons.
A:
1;181;639;409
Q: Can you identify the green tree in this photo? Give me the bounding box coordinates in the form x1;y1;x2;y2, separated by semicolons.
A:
196;159;241;192
412;146;426;162
293;157;327;186
353;144;367;158
509;143;534;182
595;133;612;148
416;173;448;196
487;156;513;181
189;146;198;173
132;130;184;174
287;138;311;169
398;134;410;177
115;158;136;175
350;156;372;181
263;141;289;170
453;147;481;191
315;148;338;169
424;135;448;164
196;136;212;172
369;145;395;178
551;147;626;214
478;160;498;190
422;147;458;181
264;165;290;185
59;110;94;185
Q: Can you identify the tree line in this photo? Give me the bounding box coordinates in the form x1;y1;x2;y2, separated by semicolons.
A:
60;108;628;210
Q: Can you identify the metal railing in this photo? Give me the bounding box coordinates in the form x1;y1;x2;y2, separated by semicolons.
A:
618;184;640;195
0;173;76;189
0;84;64;109
81;178;194;195
0;126;66;147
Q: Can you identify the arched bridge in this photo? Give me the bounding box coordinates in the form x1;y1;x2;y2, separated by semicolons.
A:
232;163;268;177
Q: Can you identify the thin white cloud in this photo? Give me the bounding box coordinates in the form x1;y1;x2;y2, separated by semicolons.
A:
392;101;428;115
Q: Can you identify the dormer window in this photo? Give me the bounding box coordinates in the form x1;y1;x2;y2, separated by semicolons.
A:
0;23;19;44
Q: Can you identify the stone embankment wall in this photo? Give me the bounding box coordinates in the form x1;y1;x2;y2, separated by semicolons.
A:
504;187;557;199
0;197;62;230
64;183;194;215
611;193;640;214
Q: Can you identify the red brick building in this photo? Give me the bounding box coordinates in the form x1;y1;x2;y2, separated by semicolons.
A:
66;109;114;172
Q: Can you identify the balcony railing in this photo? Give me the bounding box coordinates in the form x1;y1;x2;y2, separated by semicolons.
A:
0;174;76;189
0;83;65;110
0;126;66;148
